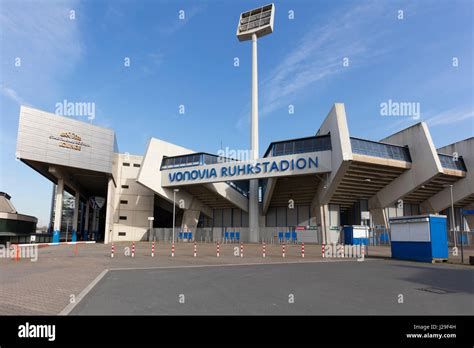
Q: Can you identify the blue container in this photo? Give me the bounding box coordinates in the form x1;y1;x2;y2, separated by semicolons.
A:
390;215;448;263
343;226;369;245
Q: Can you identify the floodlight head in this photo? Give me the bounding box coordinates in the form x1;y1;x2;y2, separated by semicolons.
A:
236;3;275;41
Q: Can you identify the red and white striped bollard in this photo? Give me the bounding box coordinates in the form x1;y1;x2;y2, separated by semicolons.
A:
240;242;243;258
322;243;325;258
301;242;305;258
131;241;135;258
217;242;220;257
193;242;197;257
282;243;286;258
262;242;266;258
172;242;175;257
151;241;155;257
111;242;115;258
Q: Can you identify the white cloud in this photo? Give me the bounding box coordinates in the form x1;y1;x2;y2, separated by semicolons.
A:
0;85;26;105
425;107;474;127
236;1;392;128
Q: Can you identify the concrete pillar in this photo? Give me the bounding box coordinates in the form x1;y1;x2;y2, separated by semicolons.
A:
370;122;443;210
464;215;474;232
370;208;388;229
319;204;330;244
83;201;90;241
249;180;259;243
71;191;80;242
53;178;64;243
104;177;114;244
181;209;200;241
92;208;97;241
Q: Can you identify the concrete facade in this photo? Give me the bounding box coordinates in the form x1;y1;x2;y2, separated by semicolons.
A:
108;154;154;243
14;105;474;244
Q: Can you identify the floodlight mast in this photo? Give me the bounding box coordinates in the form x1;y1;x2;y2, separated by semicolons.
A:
248;31;259;243
236;4;275;243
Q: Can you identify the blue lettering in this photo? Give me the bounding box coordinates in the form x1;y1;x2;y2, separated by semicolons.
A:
210;168;217;177
270;161;279;172
254;163;261;173
280;160;289;171
296;158;307;169
169;172;176;182
308;157;318;168
176;172;183;181
191;170;198;180
237;164;246;176
262;162;270;172
221;167;228;177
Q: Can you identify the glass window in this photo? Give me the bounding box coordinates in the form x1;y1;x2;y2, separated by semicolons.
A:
294;140;304;153
284;141;293;155
274;143;284;156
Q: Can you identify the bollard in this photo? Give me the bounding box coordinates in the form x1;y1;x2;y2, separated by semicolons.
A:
152;241;155;257
217;242;220;257
262;242;266;258
132;241;135;258
301;242;305;258
111;243;115;258
361;243;365;258
193;242;197;257
240;242;243;258
282;243;286;258
172;242;175;257
322;243;325;258
15;244;20;261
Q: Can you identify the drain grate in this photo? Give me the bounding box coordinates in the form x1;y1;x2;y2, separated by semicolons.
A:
416;287;456;294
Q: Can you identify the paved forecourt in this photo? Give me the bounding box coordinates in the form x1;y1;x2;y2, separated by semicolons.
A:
69;260;474;315
1;242;472;315
0;242;345;315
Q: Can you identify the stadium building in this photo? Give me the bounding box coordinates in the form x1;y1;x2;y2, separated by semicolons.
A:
15;104;473;244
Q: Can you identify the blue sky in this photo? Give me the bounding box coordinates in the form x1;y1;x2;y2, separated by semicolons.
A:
1;0;473;226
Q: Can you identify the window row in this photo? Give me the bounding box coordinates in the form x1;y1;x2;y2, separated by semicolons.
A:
270;136;331;157
438;154;466;171
350;138;412;162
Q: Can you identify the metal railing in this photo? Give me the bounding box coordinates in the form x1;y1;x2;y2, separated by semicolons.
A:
264;134;331;158
350;137;412;162
161;152;237;170
438;154;467;171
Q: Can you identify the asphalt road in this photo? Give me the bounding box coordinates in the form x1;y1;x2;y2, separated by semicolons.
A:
70;260;474;315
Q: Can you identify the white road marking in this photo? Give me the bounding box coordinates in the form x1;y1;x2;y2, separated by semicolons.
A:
59;269;109;316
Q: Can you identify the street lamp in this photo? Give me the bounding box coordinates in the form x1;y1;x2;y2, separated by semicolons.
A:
236;3;275;243
172;189;179;244
148;216;154;242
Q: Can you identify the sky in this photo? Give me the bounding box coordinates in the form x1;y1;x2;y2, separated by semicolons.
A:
0;0;473;226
